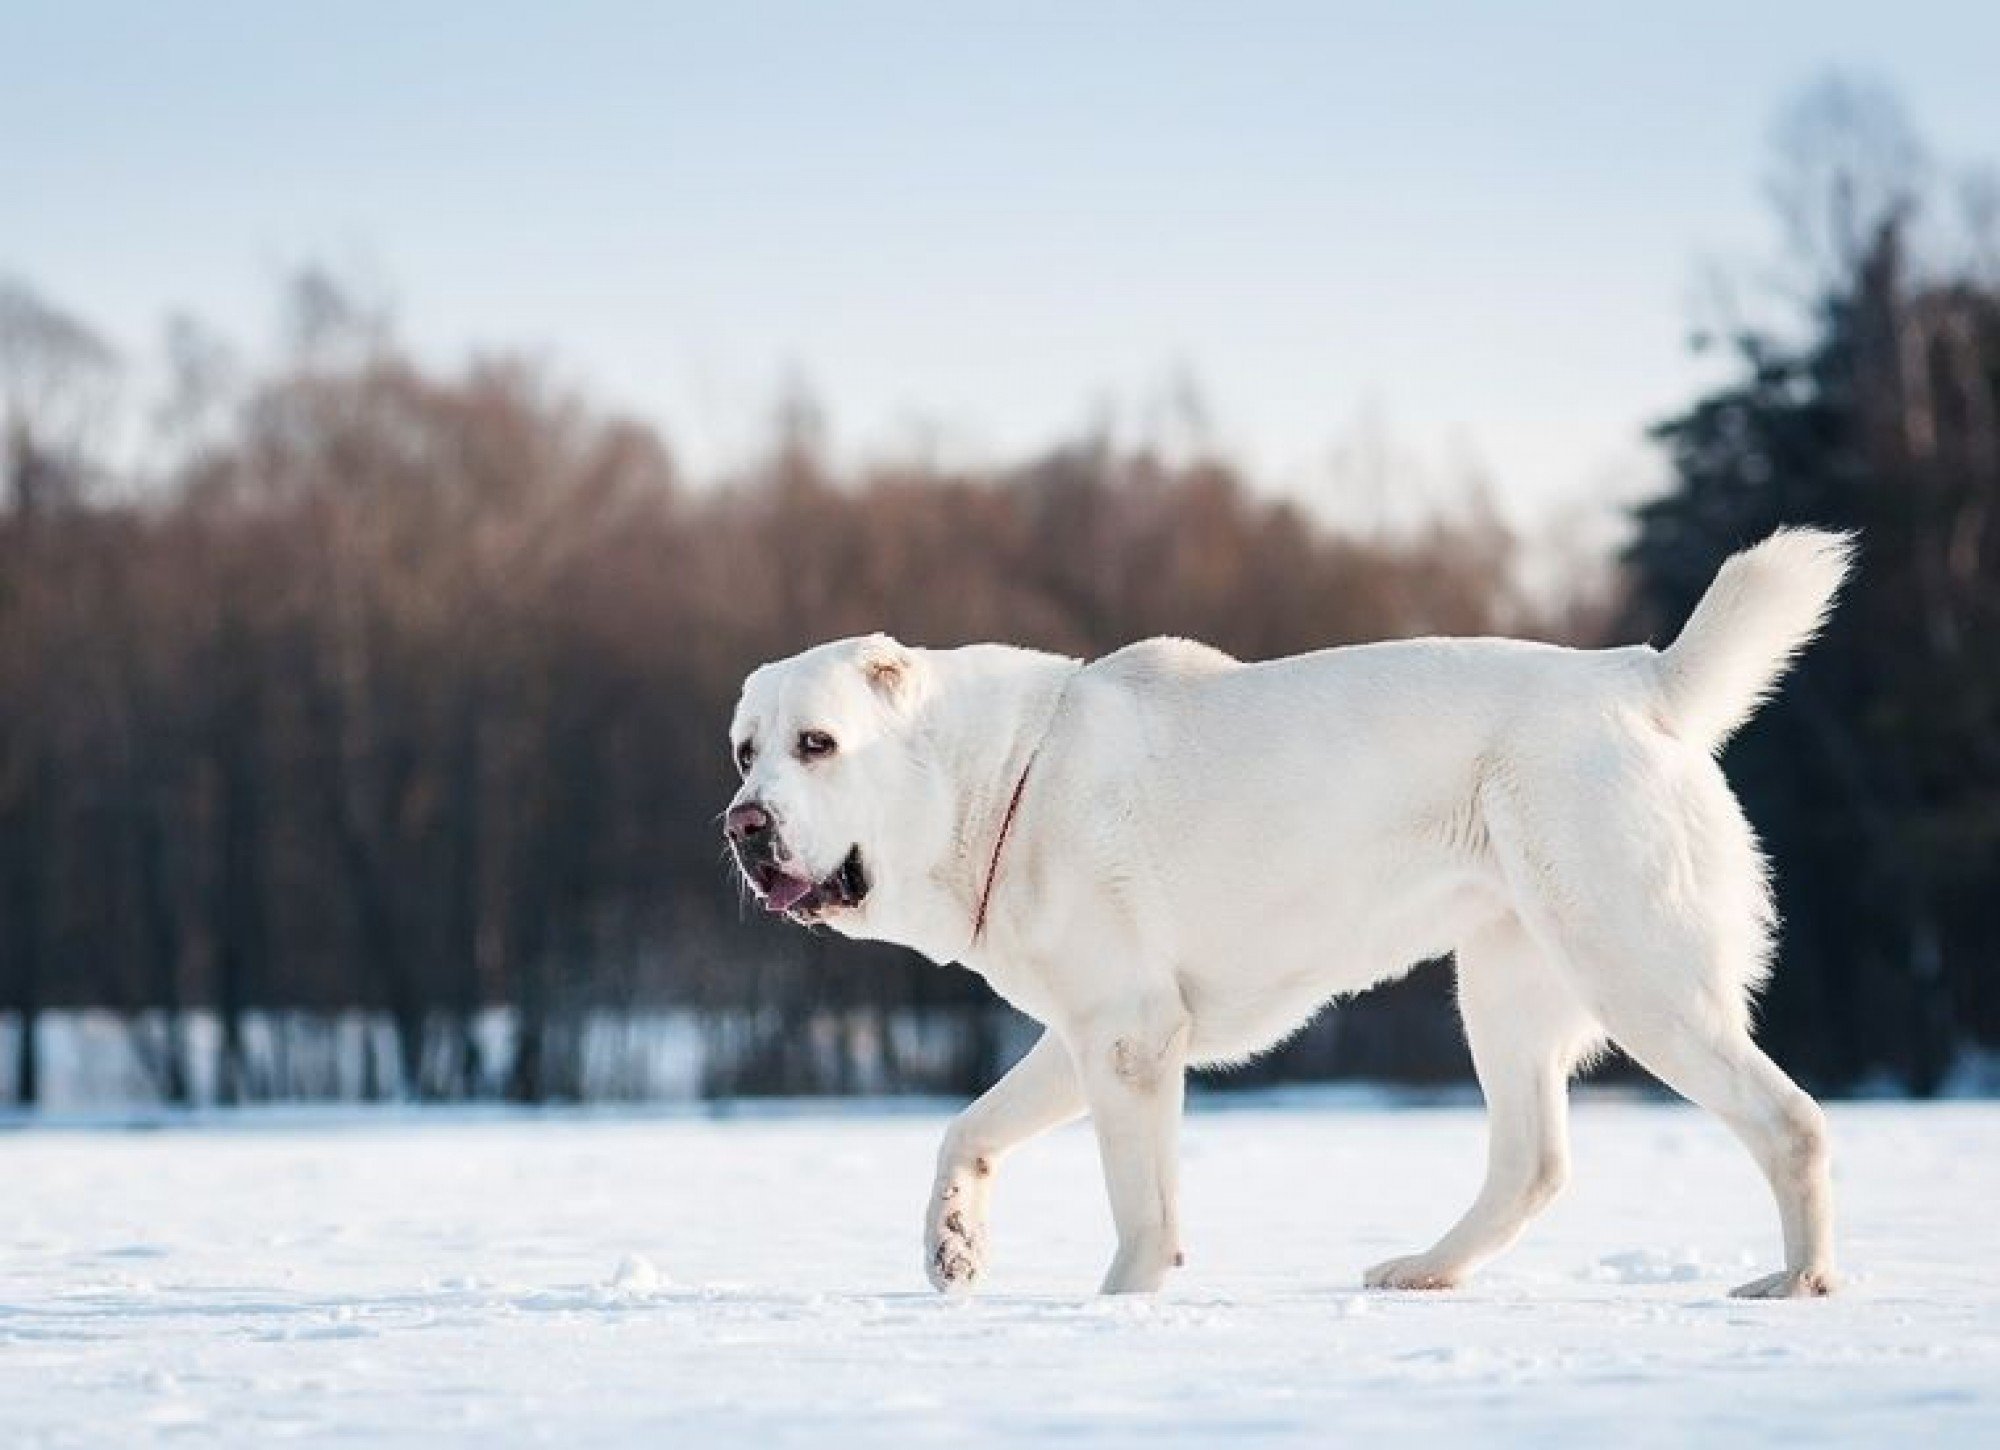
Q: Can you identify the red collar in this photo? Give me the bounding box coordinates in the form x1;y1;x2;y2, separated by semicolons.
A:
971;758;1035;944
968;661;1082;948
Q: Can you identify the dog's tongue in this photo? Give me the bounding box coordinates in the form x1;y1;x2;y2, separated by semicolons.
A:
763;872;816;913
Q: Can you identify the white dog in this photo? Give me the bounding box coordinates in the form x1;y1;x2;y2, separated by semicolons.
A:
724;529;1851;1299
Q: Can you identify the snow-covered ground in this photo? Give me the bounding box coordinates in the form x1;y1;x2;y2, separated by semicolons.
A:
1;1096;1994;1447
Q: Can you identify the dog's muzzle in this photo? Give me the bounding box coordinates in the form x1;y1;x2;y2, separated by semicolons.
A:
726;802;870;919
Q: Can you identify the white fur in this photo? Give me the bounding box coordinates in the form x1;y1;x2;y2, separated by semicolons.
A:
727;529;1854;1298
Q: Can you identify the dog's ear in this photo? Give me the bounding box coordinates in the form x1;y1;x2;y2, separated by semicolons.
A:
856;634;923;709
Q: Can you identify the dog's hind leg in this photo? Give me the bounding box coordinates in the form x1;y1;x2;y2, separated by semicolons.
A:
1485;755;1839;1298
1366;915;1600;1290
925;1030;1086;1293
1606;1008;1837;1297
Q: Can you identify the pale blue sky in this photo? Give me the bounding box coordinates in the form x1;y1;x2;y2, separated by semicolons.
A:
4;2;1995;529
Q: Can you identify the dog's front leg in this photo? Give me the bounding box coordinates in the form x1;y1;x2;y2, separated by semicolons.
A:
926;1030;1085;1292
1073;996;1192;1294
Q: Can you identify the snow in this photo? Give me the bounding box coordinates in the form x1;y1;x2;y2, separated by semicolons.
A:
1;1096;1995;1447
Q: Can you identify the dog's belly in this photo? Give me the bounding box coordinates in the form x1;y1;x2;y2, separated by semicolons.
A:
1173;846;1510;1067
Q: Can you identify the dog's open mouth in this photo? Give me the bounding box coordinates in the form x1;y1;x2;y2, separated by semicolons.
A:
746;845;870;920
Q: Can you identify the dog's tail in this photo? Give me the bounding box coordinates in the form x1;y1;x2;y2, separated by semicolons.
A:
1654;528;1856;753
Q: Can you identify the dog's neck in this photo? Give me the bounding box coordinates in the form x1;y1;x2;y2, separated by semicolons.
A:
881;646;1080;966
967;659;1082;951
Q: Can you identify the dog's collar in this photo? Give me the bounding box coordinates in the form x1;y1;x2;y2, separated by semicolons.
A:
968;661;1082;950
971;760;1035;944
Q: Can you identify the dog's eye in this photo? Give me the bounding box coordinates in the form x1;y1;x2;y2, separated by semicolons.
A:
734;739;755;775
797;730;837;761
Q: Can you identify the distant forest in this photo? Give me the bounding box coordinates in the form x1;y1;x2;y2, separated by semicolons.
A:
2;83;1994;1104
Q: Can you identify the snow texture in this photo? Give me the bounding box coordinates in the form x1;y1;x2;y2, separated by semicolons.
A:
0;1097;1994;1447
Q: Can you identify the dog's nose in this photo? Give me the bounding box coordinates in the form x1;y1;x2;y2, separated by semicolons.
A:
725;801;773;845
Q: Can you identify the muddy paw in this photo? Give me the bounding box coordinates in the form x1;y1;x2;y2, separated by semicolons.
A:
1364;1254;1463;1291
925;1202;987;1294
1731;1267;1838;1299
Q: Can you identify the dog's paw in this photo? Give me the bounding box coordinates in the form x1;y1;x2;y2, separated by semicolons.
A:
1730;1267;1838;1299
1097;1230;1182;1295
924;1188;987;1294
1364;1254;1464;1291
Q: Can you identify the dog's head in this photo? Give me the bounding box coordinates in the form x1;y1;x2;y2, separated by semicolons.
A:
725;634;950;942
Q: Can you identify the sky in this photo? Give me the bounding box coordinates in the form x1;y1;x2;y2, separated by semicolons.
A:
3;2;1996;538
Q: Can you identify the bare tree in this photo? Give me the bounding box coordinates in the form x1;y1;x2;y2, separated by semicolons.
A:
1765;75;1928;300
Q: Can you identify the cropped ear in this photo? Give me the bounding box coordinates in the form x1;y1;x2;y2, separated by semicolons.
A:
855;634;923;708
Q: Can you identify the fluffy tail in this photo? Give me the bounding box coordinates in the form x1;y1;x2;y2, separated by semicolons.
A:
1655;528;1856;752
